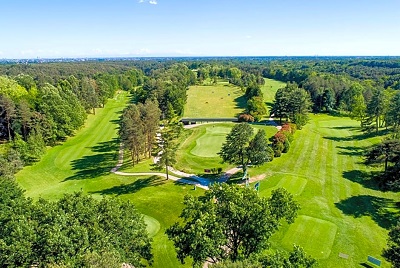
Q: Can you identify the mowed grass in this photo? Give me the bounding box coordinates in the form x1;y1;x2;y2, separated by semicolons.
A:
252;114;400;267
175;123;278;175
190;126;231;157
261;78;286;113
16;91;129;199
183;82;246;118
281;215;338;259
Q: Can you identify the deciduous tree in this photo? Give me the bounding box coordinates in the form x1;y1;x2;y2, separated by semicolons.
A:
166;184;300;266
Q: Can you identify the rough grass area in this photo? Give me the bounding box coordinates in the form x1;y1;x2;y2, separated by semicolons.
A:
183;82;246;118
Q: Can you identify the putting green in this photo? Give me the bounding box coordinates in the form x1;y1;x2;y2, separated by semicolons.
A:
281;215;337;259
190;126;231;157
143;215;161;238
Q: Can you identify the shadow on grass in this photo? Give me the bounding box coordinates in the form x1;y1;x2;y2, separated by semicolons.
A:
342;170;381;190
335;195;400;229
323;129;390;142
91;175;165;196
64;139;120;181
337;145;367;157
226;171;245;184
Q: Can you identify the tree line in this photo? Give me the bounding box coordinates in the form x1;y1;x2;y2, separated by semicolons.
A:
0;68;144;178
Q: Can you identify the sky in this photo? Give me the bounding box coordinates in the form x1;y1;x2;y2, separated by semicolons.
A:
1;0;399;58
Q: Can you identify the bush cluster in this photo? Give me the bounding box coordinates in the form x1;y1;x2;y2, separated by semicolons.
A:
271;123;297;157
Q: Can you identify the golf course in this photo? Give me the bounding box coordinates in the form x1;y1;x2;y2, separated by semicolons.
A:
15;78;399;267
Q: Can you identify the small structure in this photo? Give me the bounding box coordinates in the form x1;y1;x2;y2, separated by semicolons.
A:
367;255;381;266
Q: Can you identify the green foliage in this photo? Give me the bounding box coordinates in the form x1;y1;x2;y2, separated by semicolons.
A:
0;179;153;267
166;184;300;266
219;123;273;172
271;83;312;128
247;96;267;121
0;149;23;180
0;76;29;100
153;120;182;179
260;245;317;267
384;223;400;267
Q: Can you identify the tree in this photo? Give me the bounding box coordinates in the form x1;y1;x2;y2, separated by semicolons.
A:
366;88;390;133
119;104;145;165
219;123;272;173
247;96;267;122
384;223;400;267
364;139;400;173
0;95;16;141
0;179;153;267
213;245;317;268
140;99;161;158
166;184;300;266
153;119;182;180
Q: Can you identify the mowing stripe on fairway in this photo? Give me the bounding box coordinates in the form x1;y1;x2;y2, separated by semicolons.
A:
281;215;338;259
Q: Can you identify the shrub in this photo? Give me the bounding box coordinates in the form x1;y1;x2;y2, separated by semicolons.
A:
238;113;254;122
283;139;290;153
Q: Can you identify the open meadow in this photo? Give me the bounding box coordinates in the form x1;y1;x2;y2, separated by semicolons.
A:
15;80;400;267
183;82;246;118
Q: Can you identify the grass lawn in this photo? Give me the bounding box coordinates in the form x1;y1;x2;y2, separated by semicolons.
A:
175;123;278;175
261;78;286;113
252;114;399;267
183;82;246;118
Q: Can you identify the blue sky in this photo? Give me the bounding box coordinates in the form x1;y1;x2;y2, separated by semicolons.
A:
1;0;399;58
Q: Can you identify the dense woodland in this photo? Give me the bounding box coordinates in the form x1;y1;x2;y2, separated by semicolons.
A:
2;57;400;266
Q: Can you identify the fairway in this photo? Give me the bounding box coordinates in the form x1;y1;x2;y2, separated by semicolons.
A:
261;78;286;113
281;215;338;259
183;83;246;118
263;174;308;196
256;114;400;267
143;215;161;238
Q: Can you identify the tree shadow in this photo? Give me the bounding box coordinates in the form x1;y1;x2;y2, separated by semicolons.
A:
91;175;165;196
342;170;381;190
337;145;367;157
335;195;400;229
323;129;390;142
328;126;359;130
234;94;247;110
64;139;120;181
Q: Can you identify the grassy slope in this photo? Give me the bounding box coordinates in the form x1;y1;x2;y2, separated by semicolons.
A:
252;114;399;267
183;83;246;118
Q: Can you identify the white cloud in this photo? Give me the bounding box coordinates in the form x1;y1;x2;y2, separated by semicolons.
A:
138;0;157;4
